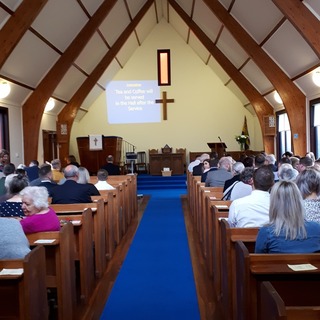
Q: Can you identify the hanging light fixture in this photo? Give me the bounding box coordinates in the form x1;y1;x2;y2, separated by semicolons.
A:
0;81;11;99
45;98;55;111
312;68;320;87
274;91;283;104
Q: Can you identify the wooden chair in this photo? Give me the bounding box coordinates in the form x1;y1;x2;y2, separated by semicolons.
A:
0;246;48;320
176;148;186;172
135;151;148;174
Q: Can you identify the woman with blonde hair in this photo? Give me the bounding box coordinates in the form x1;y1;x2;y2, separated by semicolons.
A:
255;180;320;253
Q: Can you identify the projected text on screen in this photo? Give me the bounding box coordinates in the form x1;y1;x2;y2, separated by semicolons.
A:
106;81;160;124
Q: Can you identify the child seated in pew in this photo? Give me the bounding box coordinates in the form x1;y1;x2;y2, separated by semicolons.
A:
19;186;60;234
0;217;30;258
255;180;320;253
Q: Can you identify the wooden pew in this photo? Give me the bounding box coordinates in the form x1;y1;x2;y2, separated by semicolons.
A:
51;198;106;279
198;187;224;255
260;281;320;320
235;240;320;320
93;186;122;249
27;223;76;320
0;245;48;320
220;219;258;320
58;209;95;305
209;202;230;298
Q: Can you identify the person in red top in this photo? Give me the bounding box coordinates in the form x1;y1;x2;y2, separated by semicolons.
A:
20;186;60;234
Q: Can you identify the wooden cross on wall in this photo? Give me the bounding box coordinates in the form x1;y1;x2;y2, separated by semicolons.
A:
155;91;175;120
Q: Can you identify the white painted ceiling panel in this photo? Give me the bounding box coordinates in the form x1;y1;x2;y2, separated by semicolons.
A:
207;57;231;85
0;8;10;29
0;82;31;107
99;0;131;47
216;28;249;69
75;33;109;75
98;59;122;88
231;0;283;44
295;73;320;98
240;60;273;94
135;5;158;44
262;21;319;78
0;31;59;87
168;6;189;42
79;85;104;111
193;1;222;43
116;32;140;67
175;0;193;16
81;0;105;16
127;0;148;18
188;32;210;65
31;0;89;52
53;66;87;101
304;0;320;19
1;0;22;11
218;0;233;10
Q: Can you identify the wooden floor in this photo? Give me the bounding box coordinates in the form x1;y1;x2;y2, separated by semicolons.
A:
80;195;224;320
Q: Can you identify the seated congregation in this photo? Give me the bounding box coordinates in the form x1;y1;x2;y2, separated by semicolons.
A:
0;150;137;319
187;149;320;320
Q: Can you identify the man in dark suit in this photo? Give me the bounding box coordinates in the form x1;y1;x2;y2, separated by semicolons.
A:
50;165;97;204
100;155;120;175
30;164;57;196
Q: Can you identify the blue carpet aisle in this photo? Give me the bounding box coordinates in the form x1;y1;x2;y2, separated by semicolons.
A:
100;175;200;320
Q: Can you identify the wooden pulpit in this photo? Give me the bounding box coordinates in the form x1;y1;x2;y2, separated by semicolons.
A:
207;142;227;158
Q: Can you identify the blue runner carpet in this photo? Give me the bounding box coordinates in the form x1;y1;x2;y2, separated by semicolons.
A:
100;183;200;319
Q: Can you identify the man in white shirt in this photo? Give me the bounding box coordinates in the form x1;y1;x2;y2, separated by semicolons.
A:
228;165;274;228
95;169;115;190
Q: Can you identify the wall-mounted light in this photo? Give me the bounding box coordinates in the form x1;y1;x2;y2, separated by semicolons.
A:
312;68;320;87
274;91;283;104
45;98;55;111
0;81;11;99
157;49;171;86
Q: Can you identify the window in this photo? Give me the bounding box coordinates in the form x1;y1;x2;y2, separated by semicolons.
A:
0;107;9;151
277;111;291;158
310;98;320;159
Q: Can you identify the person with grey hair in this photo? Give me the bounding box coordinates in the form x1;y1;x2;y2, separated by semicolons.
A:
255;180;320;253
19;186;60;234
277;163;298;181
51;158;64;183
205;156;233;187
223;161;245;191
0;173;29;217
95;169;115;190
78;167;100;195
295;167;320;223
50;165;98;204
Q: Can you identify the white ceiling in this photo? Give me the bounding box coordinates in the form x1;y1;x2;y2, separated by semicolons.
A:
0;0;319;120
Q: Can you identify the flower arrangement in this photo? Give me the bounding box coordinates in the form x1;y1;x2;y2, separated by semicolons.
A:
235;134;249;151
235;134;249;144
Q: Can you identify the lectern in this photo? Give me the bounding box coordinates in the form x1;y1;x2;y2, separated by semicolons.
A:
207;142;227;158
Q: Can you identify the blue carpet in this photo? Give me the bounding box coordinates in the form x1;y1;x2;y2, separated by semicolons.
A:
100;188;200;320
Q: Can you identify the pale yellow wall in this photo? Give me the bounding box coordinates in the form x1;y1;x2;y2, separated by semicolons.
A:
70;20;263;162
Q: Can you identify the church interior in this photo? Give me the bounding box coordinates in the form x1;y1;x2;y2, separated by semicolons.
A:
1;0;320;319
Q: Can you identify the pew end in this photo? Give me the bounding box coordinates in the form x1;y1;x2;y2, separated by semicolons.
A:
0;245;48;320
